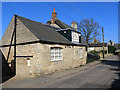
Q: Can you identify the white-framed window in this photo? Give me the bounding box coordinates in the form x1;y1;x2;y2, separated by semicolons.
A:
78;48;83;58
72;31;80;43
50;47;62;61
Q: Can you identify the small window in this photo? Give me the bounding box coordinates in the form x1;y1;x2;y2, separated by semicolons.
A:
78;48;83;58
72;31;79;42
50;48;62;61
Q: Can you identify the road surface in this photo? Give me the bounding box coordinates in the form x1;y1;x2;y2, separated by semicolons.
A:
2;55;120;88
38;55;120;88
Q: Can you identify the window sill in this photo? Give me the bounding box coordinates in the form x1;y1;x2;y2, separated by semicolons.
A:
79;57;83;59
51;59;63;61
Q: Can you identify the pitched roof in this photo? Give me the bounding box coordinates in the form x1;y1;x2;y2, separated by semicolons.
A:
17;15;71;44
47;18;81;35
47;18;75;30
17;15;87;46
88;43;107;47
55;19;74;29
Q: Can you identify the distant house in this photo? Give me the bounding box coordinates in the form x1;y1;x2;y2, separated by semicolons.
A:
108;40;114;46
88;43;107;52
0;9;87;79
87;37;107;52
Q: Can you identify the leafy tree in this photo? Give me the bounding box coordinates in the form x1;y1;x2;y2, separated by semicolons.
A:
77;18;101;44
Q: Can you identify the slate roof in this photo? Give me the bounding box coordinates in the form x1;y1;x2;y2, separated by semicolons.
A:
47;18;82;38
88;43;107;47
17;15;87;46
56;29;81;34
17;15;70;44
47;18;75;30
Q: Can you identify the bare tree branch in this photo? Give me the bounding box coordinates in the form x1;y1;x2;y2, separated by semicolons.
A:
77;18;101;44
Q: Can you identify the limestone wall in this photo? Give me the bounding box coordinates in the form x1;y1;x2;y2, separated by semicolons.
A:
14;43;87;79
1;16;39;62
88;47;108;52
94;47;108;51
1;15;87;79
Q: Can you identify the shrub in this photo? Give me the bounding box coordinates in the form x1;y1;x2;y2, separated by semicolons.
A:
100;50;107;54
108;46;116;54
89;50;100;55
87;53;100;64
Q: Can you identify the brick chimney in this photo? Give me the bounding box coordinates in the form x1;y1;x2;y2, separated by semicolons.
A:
71;21;77;31
51;8;57;24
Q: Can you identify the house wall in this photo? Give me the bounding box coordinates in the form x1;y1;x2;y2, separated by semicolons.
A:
1;15;87;79
58;30;72;41
15;43;87;79
88;47;107;52
88;47;95;52
1;16;39;63
58;30;82;43
94;47;107;51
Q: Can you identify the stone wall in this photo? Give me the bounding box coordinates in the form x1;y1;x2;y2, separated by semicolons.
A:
15;43;87;79
94;47;108;51
88;47;108;52
1;15;87;79
1;16;39;61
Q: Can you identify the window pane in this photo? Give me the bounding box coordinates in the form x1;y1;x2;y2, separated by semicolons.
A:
50;52;54;54
51;56;54;60
50;48;62;61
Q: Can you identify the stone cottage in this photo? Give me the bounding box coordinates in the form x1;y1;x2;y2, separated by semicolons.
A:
1;9;87;79
88;43;108;52
87;37;107;52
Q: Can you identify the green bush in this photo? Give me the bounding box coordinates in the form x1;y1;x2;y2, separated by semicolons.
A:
100;50;107;54
89;50;100;55
108;46;116;54
89;50;108;55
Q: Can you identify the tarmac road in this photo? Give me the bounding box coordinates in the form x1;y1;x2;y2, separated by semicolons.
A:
2;55;120;88
38;55;120;88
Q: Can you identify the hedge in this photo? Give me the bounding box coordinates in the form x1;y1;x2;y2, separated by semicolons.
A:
108;46;116;54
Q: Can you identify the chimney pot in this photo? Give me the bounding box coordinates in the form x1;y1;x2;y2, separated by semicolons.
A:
54;8;55;12
52;8;57;24
71;21;77;31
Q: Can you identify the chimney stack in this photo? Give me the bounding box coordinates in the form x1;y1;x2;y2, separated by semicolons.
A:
71;21;74;28
71;21;77;31
51;8;57;24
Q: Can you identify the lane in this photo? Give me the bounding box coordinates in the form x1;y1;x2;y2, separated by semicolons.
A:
2;55;119;88
38;55;119;88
